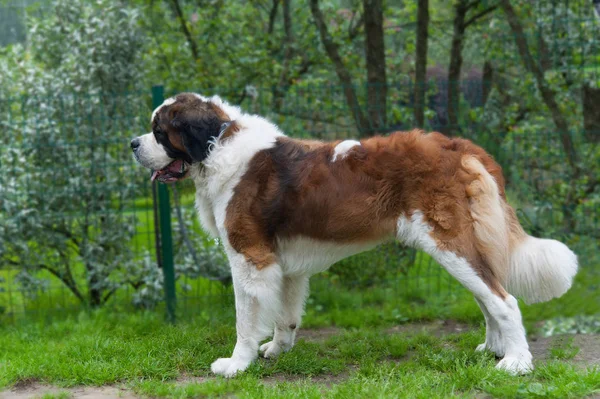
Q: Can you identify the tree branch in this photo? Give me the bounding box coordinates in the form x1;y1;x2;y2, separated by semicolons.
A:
171;184;201;271
464;5;498;27
309;0;369;134
146;19;174;75
274;109;354;128
267;0;280;34
43;223;80;247
349;12;364;40
102;287;117;304
363;0;387;132
446;0;469;135
277;0;294;83
169;0;200;60
273;0;299;110
37;264;84;302
171;185;228;283
414;0;430;128
500;0;578;168
465;0;480;11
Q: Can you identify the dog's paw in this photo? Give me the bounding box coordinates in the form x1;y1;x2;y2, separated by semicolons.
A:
496;354;533;375
476;341;505;357
211;357;251;378
259;341;283;358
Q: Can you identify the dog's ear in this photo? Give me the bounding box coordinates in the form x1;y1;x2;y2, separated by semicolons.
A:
171;108;222;163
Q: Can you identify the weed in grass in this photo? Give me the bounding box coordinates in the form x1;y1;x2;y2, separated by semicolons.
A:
549;336;580;360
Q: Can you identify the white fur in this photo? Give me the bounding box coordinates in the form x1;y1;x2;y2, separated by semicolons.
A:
211;245;284;377
140;93;544;378
194;193;219;238
507;236;578;304
175;96;288;377
200;115;282;199
260;275;309;358
463;157;509;283
134;132;172;170
462;157;577;305
257;238;385;360
397;212;533;375
475;298;504;356
276;236;382;276
151;97;176;122
331;140;361;162
192;94;244;120
188;96;284;243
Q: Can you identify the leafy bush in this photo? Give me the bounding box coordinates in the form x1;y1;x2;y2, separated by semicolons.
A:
0;0;149;307
541;315;600;336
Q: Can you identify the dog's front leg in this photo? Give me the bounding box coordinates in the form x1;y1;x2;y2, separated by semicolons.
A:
211;255;283;377
260;275;309;358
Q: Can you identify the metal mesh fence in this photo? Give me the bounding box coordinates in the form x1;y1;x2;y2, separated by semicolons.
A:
0;90;161;320
0;1;599;323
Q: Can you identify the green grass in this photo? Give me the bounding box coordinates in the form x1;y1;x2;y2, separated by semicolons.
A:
41;393;72;399
549;336;580;361
1;188;599;397
0;311;598;398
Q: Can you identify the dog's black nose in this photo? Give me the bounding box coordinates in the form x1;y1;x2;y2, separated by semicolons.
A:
130;138;141;151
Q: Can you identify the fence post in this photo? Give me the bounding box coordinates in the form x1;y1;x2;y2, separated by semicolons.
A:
152;85;176;324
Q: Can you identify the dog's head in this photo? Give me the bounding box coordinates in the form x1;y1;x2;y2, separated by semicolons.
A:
131;93;233;182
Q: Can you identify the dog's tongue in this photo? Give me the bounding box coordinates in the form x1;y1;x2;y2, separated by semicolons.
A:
150;159;184;182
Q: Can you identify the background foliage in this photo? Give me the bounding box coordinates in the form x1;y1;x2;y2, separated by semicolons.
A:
0;0;598;316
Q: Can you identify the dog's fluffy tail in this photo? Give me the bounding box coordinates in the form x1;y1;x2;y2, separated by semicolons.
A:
506;234;578;304
463;156;578;304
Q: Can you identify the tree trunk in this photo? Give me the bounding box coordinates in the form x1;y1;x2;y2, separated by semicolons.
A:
583;84;600;143
414;0;429;128
274;0;294;111
363;0;387;133
309;0;369;135
500;0;578;168
88;273;103;307
482;60;493;106
447;0;468;135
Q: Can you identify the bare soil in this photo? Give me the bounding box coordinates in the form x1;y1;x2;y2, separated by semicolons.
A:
1;382;136;399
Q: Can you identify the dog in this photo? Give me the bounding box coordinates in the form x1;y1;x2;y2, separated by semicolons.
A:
131;93;578;377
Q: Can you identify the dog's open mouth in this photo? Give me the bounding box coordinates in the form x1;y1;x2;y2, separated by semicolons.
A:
151;159;188;183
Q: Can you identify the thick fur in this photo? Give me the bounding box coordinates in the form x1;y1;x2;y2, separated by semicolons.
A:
506;236;578;304
131;93;578;377
462;157;578;304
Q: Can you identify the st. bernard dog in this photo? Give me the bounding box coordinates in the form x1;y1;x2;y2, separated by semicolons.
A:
131;93;578;377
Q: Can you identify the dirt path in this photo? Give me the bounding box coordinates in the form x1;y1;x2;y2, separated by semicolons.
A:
2;326;599;399
1;385;137;399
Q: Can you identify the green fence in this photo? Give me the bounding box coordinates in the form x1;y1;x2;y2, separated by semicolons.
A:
2;0;600;321
0;77;598;324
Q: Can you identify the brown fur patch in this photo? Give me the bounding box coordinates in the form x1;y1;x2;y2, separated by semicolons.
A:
152;93;232;162
224;129;513;296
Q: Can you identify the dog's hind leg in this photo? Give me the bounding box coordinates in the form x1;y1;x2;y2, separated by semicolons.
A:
397;212;533;375
475;298;504;357
260;275;310;358
211;252;284;377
